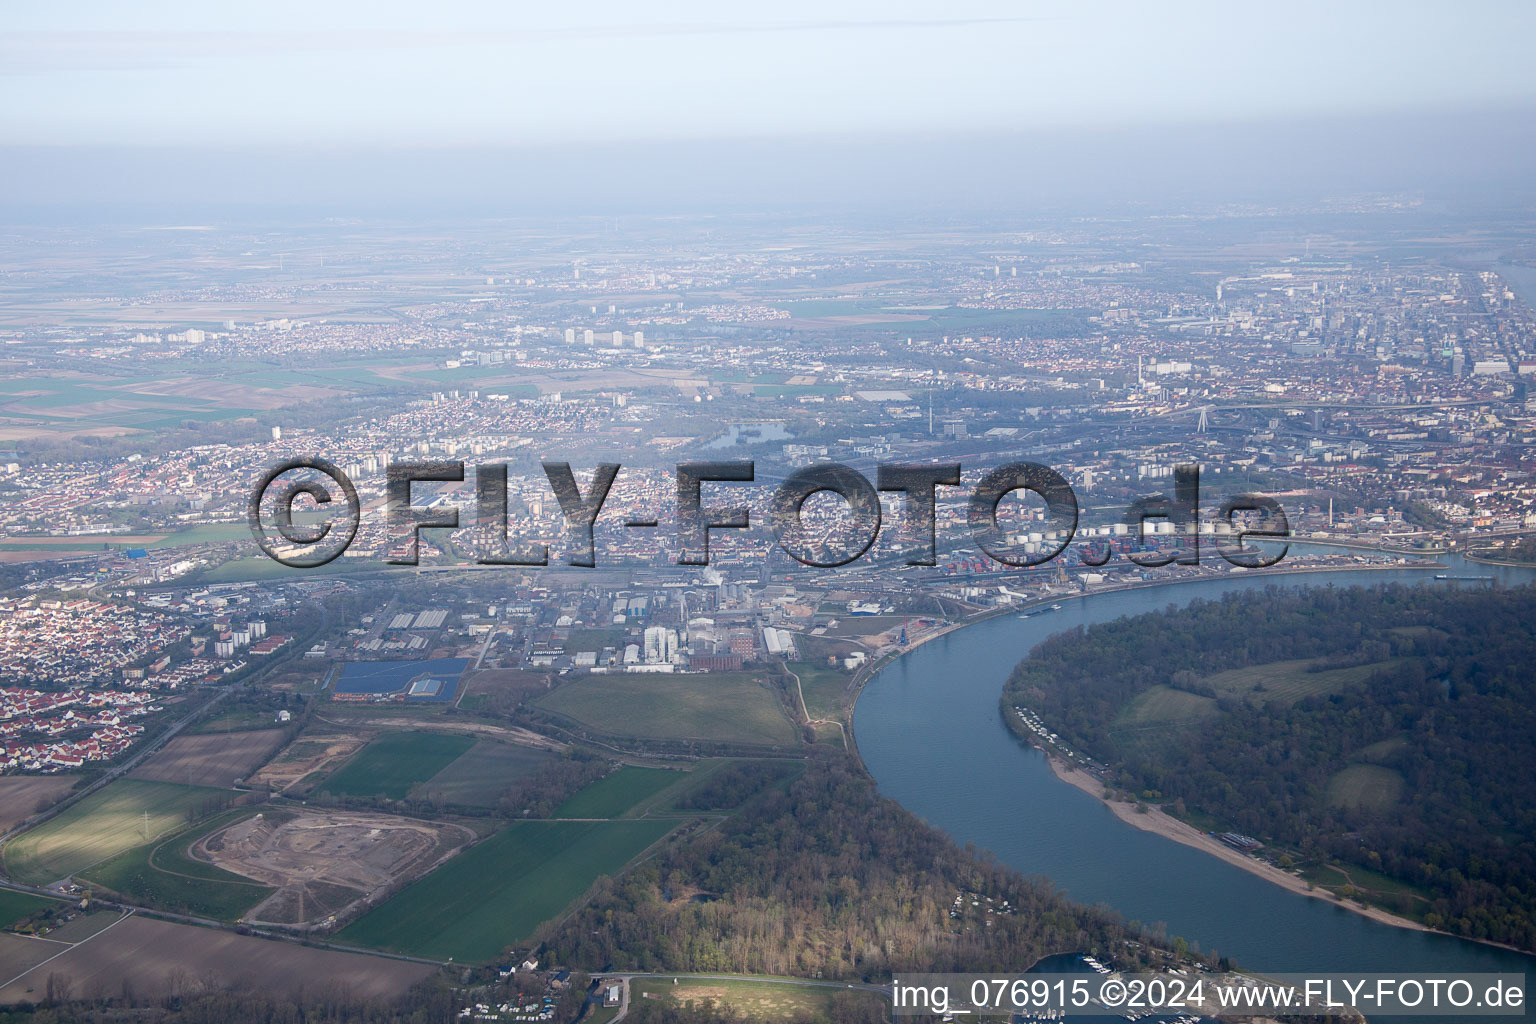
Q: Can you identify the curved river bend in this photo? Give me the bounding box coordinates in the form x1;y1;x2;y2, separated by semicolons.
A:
853;558;1536;1015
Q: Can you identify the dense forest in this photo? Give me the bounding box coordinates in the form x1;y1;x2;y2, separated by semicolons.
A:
546;759;1211;978
1002;583;1536;950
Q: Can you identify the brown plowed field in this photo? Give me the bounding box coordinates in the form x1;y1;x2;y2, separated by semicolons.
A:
0;914;433;1003
0;776;79;833
130;730;284;789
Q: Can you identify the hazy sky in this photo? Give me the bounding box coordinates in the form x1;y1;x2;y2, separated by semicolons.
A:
6;0;1536;146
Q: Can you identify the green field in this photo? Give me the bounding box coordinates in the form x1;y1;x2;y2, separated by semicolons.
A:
338;819;675;961
1117;685;1218;726
1303;859;1433;910
3;780;229;886
534;672;797;746
1326;763;1406;813
787;661;848;719
190;707;284;734
562;629;623;654
146;523;252;548
1354;735;1410;763
1108;686;1218;760
319;732;476;800
823;615;905;638
79;811;274;921
410;739;553;807
0;889;60;929
0;540;111;552
1201;657;1402;706
631;977;887;1023
553;767;684;819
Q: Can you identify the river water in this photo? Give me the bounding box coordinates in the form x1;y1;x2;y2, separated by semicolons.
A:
853;552;1536;1016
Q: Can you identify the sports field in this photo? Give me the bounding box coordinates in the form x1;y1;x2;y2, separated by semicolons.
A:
552;766;684;819
318;731;475;800
534;671;797;745
3;780;228;886
338;818;674;961
410;739;552;807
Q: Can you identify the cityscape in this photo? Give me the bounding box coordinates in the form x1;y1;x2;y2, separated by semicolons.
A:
1;3;1535;1023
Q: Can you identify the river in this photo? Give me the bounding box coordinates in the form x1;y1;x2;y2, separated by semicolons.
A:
853;552;1536;1018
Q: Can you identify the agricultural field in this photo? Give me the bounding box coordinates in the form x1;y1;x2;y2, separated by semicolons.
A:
318;731;475;800
0;776;79;833
410;739;553;807
3;780;230;886
1107;686;1218;760
1107;658;1413;762
190;704;289;733
0;914;434;1004
38;912;121;944
130;729;285;788
1200;656;1402;706
786;660;850;719
630;977;887;1023
261;664;332;695
250;728;368;795
1115;685;1218;728
534;671;797;746
0;374;258;437
0;934;64;987
80;812;274;922
339;818;675;962
456;667;554;714
552;766;685;819
1326;763;1407;813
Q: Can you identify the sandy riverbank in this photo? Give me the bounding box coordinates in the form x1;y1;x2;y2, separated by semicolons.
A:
1039;752;1438;935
